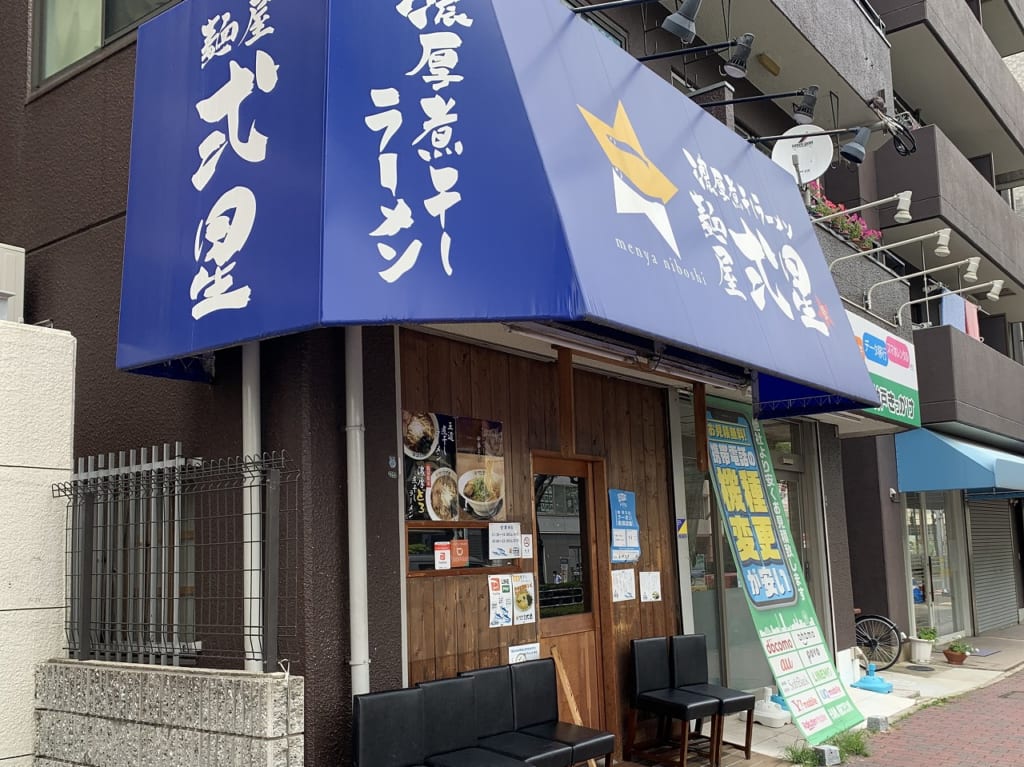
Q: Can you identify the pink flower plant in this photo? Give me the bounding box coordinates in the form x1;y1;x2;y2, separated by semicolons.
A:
807;181;882;251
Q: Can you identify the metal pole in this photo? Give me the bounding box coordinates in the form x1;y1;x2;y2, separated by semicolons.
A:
264;468;280;673
243;341;263;672
637;39;733;62
79;492;95;661
571;0;652;13
347;326;371;696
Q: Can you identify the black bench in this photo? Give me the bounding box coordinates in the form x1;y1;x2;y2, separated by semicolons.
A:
352;659;615;767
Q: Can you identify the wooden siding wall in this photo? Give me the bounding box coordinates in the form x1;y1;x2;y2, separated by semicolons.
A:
400;330;681;723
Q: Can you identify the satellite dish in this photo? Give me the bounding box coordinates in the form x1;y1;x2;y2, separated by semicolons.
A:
771;124;834;184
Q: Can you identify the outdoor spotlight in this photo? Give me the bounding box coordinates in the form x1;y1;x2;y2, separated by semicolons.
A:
964;257;980;283
839;126;871;164
893;191;913;224
662;0;702;44
934;228;951;257
987;280;1004;301
722;33;754;79
792;85;818;125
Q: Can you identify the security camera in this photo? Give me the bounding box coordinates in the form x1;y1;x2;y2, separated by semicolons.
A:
889;488;899;502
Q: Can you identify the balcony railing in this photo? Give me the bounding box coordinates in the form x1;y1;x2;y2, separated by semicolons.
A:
855;0;888;38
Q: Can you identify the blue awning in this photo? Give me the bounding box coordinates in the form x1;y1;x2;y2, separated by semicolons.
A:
895;429;1024;497
118;0;878;418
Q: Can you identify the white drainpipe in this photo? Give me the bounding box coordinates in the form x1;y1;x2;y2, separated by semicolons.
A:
243;341;263;672
347;326;371;695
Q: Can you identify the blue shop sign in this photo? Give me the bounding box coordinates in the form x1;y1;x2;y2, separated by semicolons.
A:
120;0;877;418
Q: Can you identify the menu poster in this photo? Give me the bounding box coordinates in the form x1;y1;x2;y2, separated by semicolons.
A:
511;573;536;624
402;411;457;521
456;417;506;521
489;575;513;628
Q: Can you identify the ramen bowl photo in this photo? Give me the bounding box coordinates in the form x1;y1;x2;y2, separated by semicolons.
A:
427;467;459;521
402;411;438;460
458;469;504;518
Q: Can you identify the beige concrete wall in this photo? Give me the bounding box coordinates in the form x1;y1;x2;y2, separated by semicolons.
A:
0;321;75;762
35;661;304;766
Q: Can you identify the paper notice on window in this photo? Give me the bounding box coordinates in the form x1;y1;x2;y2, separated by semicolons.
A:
640;571;662;602
489;522;522;559
511;572;536;624
488;575;513;628
521;534;533;559
612;568;636;602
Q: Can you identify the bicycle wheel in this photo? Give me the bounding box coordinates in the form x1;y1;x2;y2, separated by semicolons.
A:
855;614;902;671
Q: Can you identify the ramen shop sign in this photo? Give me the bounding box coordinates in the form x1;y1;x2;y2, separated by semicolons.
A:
364;0;472;283
189;0;276;320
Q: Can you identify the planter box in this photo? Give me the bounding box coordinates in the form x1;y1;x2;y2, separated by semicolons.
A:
943;649;968;665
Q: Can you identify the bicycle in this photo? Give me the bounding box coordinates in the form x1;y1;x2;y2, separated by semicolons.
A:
854;610;903;671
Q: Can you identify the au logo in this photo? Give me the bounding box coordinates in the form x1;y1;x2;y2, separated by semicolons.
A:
578;101;680;258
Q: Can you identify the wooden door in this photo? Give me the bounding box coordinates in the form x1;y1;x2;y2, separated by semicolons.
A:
533;453;608;729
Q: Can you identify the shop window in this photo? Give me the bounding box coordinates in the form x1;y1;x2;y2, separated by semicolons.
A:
406;524;520;575
36;0;177;81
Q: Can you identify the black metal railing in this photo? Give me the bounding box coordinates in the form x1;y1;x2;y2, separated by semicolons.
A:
53;445;298;670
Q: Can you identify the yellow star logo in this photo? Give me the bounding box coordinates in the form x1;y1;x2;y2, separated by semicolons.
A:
578;101;678;204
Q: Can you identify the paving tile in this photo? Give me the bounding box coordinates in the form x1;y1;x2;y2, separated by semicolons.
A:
849;667;1024;767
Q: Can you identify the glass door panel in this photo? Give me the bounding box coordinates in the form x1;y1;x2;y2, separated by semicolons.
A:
535;473;589;618
907;492;960;637
718;507;774;690
778;474;827;630
688;475;723;684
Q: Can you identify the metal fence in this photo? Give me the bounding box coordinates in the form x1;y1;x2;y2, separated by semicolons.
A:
52;444;298;670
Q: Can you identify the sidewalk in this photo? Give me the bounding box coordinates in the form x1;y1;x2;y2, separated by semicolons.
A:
848;670;1024;767
622;623;1024;766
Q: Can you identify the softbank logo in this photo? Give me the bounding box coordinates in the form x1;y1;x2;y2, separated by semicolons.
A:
577;101;681;258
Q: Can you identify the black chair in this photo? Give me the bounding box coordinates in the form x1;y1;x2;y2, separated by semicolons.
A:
627;637;721;765
459;665;572;767
671;634;755;763
509;658;615;767
352;687;429;767
418;677;531;767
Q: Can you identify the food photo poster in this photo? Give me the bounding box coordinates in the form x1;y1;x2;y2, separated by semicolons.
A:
511;573;536;625
402;411;506;522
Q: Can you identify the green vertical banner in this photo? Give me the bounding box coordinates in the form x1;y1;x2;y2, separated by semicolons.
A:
705;397;863;744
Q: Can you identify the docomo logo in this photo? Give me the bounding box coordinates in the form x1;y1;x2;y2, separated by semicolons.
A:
765;636;796;655
886;336;911;368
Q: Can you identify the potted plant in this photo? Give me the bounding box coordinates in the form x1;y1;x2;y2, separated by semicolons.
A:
942;638;972;665
909;626;937;663
806;181;883;252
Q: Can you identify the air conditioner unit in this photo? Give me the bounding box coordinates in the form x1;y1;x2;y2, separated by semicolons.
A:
0;243;25;323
